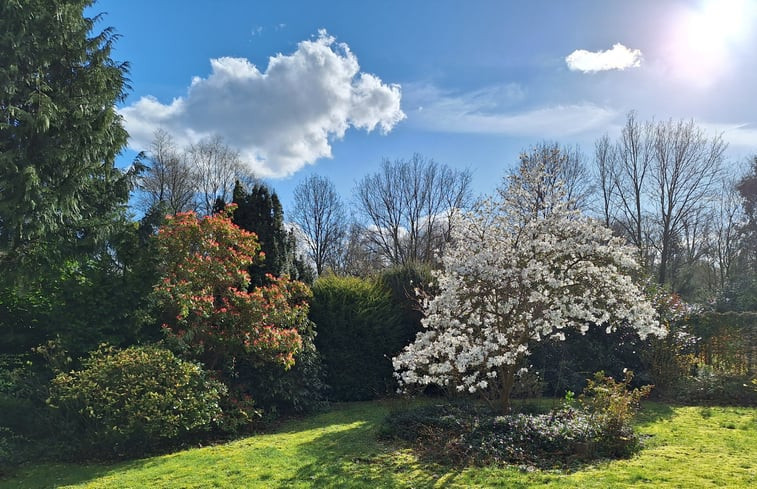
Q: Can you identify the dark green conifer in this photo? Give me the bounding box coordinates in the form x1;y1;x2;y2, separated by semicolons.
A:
0;0;132;266
230;181;312;286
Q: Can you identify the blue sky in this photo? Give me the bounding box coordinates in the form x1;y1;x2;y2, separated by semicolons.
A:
90;0;757;212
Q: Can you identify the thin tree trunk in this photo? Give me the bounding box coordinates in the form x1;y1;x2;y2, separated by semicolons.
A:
499;366;516;414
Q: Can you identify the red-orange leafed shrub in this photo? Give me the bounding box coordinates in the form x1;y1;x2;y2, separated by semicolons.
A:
152;206;310;373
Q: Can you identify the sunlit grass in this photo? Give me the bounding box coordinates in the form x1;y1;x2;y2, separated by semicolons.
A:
1;400;755;488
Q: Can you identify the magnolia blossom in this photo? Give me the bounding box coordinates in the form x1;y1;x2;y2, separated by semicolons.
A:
393;162;665;412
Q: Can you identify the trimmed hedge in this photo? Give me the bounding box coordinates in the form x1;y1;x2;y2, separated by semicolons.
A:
310;275;400;400
377;263;432;351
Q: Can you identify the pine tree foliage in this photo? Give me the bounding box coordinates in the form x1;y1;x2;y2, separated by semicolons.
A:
0;0;131;261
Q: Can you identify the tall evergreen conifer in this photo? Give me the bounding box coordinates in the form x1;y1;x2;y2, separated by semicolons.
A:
229;181;312;286
0;0;133;266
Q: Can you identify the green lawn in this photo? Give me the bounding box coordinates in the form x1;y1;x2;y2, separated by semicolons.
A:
1;400;755;488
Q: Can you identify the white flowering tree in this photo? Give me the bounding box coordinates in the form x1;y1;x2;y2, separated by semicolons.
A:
393;161;666;413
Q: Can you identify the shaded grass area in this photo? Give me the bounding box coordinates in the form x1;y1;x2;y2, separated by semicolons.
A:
1;400;755;488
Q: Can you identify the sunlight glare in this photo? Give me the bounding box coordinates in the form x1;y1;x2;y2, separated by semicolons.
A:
667;0;754;87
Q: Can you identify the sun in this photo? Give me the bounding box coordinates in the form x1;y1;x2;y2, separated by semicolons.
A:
684;0;749;54
667;0;754;87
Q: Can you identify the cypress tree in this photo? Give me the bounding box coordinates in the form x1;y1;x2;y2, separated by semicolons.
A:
230;181;313;287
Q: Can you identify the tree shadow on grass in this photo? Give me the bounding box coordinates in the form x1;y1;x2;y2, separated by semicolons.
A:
635;401;675;426
276;421;463;489
279;399;679;489
269;400;400;434
0;458;151;489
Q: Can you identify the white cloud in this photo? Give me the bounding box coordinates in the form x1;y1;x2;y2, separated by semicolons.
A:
120;30;405;178
404;84;617;137
565;43;643;73
699;121;757;150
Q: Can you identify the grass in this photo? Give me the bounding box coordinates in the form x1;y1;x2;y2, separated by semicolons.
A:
0;400;755;488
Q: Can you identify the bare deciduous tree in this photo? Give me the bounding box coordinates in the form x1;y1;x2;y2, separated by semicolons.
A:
354;154;472;266
713;176;743;290
187;136;255;216
651;119;725;284
669;204;716;298
593;112;729;296
341;222;387;277
736;156;757;271
612;111;654;264
594;134;617;227
291;174;347;275
515;141;594;214
138;129;196;214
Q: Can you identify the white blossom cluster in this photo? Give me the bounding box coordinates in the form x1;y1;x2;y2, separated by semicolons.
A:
393;163;665;396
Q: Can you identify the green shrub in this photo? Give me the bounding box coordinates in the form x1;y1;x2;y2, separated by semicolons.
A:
310;275;400;401
578;370;653;438
0;426;27;474
214;389;261;435
0;352;62;440
235;320;327;417
377;262;433;346
673;366;757;405
643;324;698;397
48;345;225;457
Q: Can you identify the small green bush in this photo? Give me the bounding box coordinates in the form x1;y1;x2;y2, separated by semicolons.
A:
48;345;225;457
578;370;652;456
0;350;84;469
579;371;651;431
214;389;261;435
0;426;27;474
